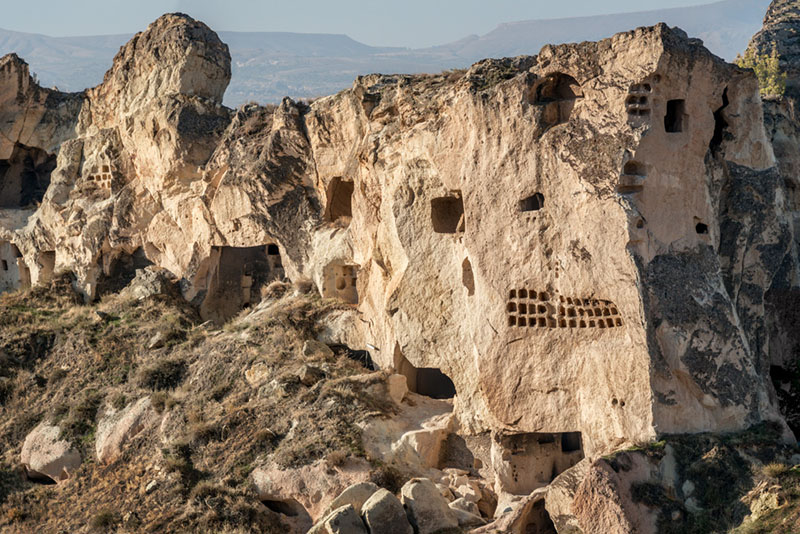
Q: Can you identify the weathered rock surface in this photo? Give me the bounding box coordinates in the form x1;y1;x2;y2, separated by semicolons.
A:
361;488;413;534
472;490;553;534
309;504;367;534
0;8;799;524
95;397;156;464
322;482;379;518
748;0;800;99
745;3;800;441
400;478;459;534
251;458;371;522
20;423;81;483
572;455;656;534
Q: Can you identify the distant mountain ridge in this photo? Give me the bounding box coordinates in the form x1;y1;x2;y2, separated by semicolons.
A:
0;0;771;106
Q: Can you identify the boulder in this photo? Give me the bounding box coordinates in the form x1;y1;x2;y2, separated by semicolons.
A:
303;340;334;360
299;364;325;386
361;488;413;534
95;397;155;464
471;491;550;534
449;497;480;516
309;505;367;534
452;507;486;527
572;456;656;534
400;478;458;534
544;459;590;533
322;481;379;518
120;267;176;300
251;458;372;522
20;423;81;482
245;362;271;387
386;374;408;405
392;427;449;469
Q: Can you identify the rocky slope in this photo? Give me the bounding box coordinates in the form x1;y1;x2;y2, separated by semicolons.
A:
0;4;798;533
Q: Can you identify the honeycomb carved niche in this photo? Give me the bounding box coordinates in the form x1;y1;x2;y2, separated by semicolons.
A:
507;288;623;330
85;163;114;191
626;82;652;118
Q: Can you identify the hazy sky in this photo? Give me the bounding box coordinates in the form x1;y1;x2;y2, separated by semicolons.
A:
4;0;716;48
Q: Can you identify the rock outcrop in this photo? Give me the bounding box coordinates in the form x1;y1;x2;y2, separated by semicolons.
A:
747;0;800;439
95;397;156;464
1;9;799;531
20;423;81;483
748;0;800;99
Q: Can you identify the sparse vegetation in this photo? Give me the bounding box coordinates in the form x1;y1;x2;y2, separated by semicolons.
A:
0;276;394;532
89;509;120;531
763;462;790;478
736;42;787;97
136;358;188;391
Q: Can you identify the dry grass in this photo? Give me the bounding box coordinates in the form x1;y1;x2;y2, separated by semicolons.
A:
762;462;790;478
0;276;394;533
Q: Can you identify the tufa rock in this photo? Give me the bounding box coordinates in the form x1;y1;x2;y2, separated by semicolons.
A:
309;504;367;534
321;481;379;518
400;478;459;534
361;488;413;534
0;11;797;475
20;422;81;483
95;397;155;464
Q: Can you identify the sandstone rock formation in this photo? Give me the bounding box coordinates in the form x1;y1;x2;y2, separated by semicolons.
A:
1;8;799;532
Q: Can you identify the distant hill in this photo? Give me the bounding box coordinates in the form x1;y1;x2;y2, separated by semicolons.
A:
0;0;770;106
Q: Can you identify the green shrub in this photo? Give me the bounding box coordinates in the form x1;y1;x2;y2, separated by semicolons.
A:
736;42;787;97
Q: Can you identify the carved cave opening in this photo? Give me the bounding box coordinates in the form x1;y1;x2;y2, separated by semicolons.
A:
395;345;457;399
200;244;286;322
493;432;585;495
431;194;465;234
324;177;354;223
0;143;56;208
260;498;309;518
0;241;28;293
96;247;154;297
322;261;358;304
520;192;544;212
618;160;646;194
623;161;646;176
696;222;709;235
531;73;583;129
665;99;687;133
519;500;558;534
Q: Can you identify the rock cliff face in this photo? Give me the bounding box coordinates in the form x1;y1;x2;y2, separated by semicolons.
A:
747;0;800;439
1;10;798;513
748;0;800;99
